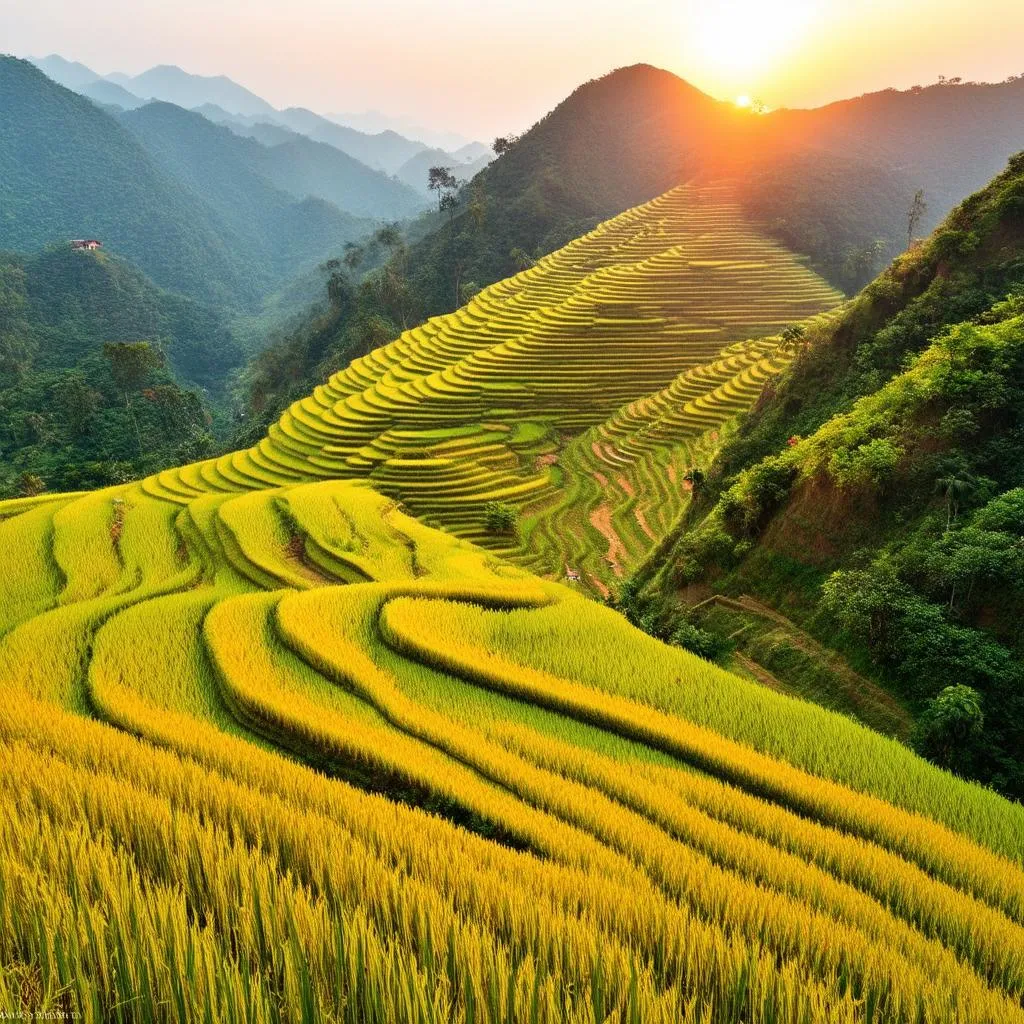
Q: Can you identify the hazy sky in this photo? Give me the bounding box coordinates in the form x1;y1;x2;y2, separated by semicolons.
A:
5;0;1024;140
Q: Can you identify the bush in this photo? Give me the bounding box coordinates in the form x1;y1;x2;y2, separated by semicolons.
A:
669;621;732;662
483;501;518;535
913;684;985;772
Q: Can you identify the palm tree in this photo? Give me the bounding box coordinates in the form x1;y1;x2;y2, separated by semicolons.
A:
935;467;978;530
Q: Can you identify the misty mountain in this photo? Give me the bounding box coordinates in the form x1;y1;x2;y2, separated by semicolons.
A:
107;64;276;117
326;109;473;152
28;53;101;90
117;102;376;279
394;146;493;196
0;55;257;305
271;107;426;174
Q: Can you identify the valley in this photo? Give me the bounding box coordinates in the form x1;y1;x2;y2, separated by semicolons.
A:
1;27;1024;1024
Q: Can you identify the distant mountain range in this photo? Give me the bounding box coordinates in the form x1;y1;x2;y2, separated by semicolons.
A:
28;54;493;177
0;56;395;307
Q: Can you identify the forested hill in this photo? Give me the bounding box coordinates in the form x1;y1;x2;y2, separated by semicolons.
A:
0;55;254;306
119;102;424;223
636;153;1024;799
0;245;238;496
239;65;1024;429
0;56;416;312
387;66;1024;321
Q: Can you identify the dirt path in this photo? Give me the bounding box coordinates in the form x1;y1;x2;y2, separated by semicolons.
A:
588;573;611;599
732;652;789;693
593;470;608;488
713;594;912;737
591;441;612;465
634;506;656;541
589;504;626;577
667;464;677;484
617;475;635;497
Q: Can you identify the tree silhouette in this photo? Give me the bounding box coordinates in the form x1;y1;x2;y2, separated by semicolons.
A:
907;189;928;248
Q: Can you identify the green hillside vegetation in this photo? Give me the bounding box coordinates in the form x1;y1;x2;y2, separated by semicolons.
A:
636;154;1024;798
190;182;839;592
257;134;427;219
0;246;233;495
1;190;1022;1020
0;55;256;306
117;103;387;285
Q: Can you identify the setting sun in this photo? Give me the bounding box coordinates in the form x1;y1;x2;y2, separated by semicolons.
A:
735;94;752;108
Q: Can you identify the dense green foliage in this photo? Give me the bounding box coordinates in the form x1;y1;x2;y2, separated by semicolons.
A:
642;155;1024;798
0;56;255;305
0;247;229;496
117;103;385;293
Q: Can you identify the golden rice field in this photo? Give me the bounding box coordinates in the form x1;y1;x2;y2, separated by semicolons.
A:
3;184;1023;1023
148;181;842;589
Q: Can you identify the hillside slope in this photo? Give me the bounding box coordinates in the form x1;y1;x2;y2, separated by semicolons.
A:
117;102;381;284
638;154;1024;798
2;340;1023;1023
216;181;839;590
0;245;231;494
0;55;254;305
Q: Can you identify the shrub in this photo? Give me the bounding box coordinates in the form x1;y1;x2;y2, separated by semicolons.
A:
483;501;518;535
669;621;732;662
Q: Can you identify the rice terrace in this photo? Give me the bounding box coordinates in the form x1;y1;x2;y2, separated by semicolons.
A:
3;4;1024;1023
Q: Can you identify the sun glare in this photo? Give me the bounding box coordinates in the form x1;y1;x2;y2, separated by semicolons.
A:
685;0;818;90
735;94;752;108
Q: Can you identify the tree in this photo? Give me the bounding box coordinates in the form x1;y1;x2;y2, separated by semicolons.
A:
510;247;535;271
427;166;459;212
913;684;984;771
103;341;164;455
907;189;927;248
779;324;806;355
492;135;519;156
483;501;518;535
16;472;45;498
683;467;706;491
935;465;979;530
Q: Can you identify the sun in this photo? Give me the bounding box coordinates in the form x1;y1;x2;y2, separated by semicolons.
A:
684;0;817;83
735;94;753;109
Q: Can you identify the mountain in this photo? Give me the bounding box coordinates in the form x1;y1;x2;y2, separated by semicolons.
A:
185;103;426;217
327;108;474;151
393;146;492;196
0;244;238;495
452;141;493;162
28;53;101;90
395;64;1024;325
194;104;298;146
634;154;1024;798
84;78;145;108
117;102;376;284
108;63;276;116
0;55;258;306
258;135;426;219
765;78;1024;216
272;106;427;173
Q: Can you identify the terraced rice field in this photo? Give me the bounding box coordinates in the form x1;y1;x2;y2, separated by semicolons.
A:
150;181;841;587
6;182;1018;1023
2;474;1024;1024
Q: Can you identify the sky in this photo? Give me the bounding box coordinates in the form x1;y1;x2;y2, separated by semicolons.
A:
5;0;1024;141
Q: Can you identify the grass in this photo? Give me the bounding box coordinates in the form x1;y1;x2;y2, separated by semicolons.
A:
1;184;1022;1022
